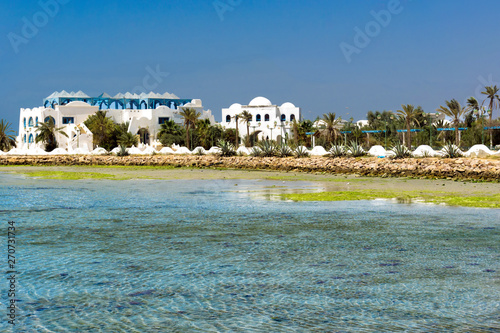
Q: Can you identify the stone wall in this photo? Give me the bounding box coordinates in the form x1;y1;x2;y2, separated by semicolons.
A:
1;155;499;181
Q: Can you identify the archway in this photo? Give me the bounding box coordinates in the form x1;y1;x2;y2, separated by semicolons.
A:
137;128;150;145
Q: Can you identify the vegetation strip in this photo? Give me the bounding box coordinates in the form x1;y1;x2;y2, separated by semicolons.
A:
281;190;500;208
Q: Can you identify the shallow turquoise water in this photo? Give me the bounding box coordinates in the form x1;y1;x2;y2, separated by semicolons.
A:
0;173;499;332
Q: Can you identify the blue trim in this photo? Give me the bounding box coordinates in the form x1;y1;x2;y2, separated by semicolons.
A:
436;128;468;131
397;129;423;133
362;130;386;133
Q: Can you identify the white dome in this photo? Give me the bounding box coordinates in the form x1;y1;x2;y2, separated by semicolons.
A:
229;103;242;110
249;96;272;106
64;101;91;107
280;102;295;109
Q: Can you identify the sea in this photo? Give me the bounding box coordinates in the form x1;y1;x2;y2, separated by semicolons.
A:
0;172;499;332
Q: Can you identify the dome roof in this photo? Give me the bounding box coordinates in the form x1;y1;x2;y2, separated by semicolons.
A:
229;103;242;110
280;102;295;109
249;96;272;106
64;101;91;107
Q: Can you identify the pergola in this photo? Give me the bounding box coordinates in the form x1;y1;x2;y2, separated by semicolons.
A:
43;91;193;110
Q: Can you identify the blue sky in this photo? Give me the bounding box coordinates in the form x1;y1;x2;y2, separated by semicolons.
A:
1;0;499;131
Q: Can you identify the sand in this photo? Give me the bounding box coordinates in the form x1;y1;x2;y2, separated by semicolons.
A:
1;165;499;196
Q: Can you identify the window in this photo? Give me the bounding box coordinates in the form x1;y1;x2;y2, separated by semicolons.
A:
256;114;261;122
44;116;55;125
28;117;34;127
290;114;296;121
23;118;26;128
62;117;74;124
280;114;286;121
35;117;39;126
264;114;270;121
28;134;34;143
23;135;26;143
158;117;170;124
226;115;231;122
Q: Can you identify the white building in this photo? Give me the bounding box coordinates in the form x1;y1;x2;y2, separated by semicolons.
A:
18;91;215;151
221;96;301;143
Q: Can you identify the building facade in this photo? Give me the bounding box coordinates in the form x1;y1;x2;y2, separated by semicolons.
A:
18;91;215;151
221;96;301;143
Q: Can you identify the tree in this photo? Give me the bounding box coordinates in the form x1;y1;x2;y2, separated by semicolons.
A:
397;104;422;149
157;120;185;147
0;120;16;152
35;118;68;152
117;132;138;148
239;110;253;146
291;119;313;147
481;85;500;147
317;112;342;145
436;99;467;146
84;111;115;150
179;108;201;150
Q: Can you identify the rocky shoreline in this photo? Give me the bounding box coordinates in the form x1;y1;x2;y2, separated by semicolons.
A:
1;155;499;181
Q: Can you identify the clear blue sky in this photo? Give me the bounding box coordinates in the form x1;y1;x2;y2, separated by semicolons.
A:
1;0;499;132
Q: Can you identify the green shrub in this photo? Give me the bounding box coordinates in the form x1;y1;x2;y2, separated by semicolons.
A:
217;139;236;157
390;144;412;159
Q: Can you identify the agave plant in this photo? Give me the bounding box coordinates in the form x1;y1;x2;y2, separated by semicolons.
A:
116;144;129;157
441;141;463;158
346;141;365;157
193;147;205;156
249;147;262;157
217;139;236;157
294;146;310;158
327;145;346;158
277;145;293;158
390;144;412;159
257;140;277;157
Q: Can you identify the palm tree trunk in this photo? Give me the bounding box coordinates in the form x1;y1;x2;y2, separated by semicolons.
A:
186;124;190;149
246;124;250;147
235;116;239;147
489;100;493;148
455;124;459;146
406;121;411;149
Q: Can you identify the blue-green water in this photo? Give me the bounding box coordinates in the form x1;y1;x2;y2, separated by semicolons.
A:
0;173;499;332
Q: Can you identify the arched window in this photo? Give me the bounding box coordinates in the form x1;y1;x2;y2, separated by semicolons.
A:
226;115;231;122
23;135;26;143
35;117;39;126
256;114;261;122
280;114;286;121
264;114;270;122
28;117;34;127
290;114;296;121
44;116;55;125
28;134;34;143
23;118;26;129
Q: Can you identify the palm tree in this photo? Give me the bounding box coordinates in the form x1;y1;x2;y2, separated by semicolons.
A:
239;110;253;146
318;112;342;145
35;118;68;152
179;108;201;150
0;120;17;152
84;110;115;149
436;99;467;146
397;104;422;149
117;132;138;148
467;97;479;114
481;85;500;148
157;120;184;147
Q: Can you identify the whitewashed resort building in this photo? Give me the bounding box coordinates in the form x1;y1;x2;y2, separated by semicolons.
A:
222;97;301;142
18;91;215;151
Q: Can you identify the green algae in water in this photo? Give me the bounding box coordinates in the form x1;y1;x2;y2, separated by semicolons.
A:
281;190;500;208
